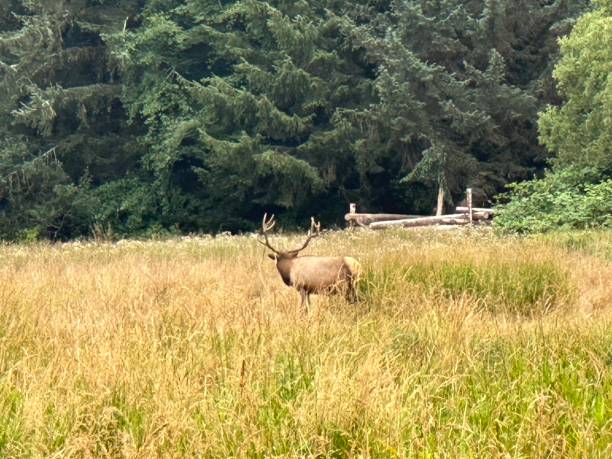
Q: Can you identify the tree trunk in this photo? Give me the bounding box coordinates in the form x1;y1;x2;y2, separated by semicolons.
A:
466;188;473;224
436;186;445;216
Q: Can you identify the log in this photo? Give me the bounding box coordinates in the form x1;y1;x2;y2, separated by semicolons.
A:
455;206;495;213
344;213;419;226
370;212;490;229
455;206;494;219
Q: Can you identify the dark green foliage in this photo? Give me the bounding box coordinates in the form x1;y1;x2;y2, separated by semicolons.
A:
113;0;381;231
0;0;594;239
0;0;147;240
90;178;161;237
343;0;589;210
496;1;611;234
0;141;96;240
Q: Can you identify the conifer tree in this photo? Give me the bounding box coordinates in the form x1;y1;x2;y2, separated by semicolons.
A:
0;0;145;238
0;0;593;238
344;0;589;211
115;0;382;230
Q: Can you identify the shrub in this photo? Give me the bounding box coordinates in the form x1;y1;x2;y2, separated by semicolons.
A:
495;167;612;234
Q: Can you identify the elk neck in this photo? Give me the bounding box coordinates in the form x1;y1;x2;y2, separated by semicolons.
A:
275;255;296;287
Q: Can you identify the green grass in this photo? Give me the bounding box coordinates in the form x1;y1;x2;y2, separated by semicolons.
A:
538;230;612;261
362;258;571;314
0;229;610;457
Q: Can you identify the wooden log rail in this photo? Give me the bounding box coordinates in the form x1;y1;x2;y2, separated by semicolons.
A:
344;213;419;227
369;212;491;229
456;206;495;215
345;194;495;230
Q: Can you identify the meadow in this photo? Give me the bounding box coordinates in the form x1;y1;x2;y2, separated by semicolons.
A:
0;228;610;458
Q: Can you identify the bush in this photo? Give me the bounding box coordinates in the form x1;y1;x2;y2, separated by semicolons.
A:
90;178;160;237
494;167;612;234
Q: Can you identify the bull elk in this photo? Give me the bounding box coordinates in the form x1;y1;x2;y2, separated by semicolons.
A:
258;214;361;311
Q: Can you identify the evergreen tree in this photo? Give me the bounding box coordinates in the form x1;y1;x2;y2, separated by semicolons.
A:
0;0;146;239
114;0;383;231
343;0;589;212
496;0;611;233
0;0;593;238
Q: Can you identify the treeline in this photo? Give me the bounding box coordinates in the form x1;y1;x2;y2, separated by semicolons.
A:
0;0;605;240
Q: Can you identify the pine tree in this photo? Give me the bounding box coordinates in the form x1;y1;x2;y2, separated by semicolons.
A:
0;0;146;239
0;0;593;238
343;0;589;211
115;0;382;231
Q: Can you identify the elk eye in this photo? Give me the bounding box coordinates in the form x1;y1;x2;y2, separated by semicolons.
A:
267;254;276;260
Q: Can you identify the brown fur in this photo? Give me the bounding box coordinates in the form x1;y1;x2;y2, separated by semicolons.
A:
259;214;361;311
269;252;361;311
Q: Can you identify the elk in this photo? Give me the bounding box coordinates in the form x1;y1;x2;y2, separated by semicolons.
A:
258;214;361;311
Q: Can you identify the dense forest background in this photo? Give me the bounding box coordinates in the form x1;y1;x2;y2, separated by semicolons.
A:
0;0;609;240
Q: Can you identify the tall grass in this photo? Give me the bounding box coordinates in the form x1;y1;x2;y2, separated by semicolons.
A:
0;229;610;457
538;230;612;261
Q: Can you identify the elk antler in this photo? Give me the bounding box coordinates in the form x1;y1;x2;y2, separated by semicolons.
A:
257;213;280;254
290;217;321;254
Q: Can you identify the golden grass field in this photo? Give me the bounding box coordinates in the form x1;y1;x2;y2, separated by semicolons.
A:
0;228;610;458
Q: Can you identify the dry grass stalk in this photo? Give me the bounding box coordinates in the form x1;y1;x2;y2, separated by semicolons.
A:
0;229;610;457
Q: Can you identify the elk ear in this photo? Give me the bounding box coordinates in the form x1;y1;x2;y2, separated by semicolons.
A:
267;254;277;260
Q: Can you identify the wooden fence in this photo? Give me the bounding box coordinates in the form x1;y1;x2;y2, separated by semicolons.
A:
345;188;494;230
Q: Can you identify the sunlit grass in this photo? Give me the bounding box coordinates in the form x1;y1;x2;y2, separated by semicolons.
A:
537;229;612;261
0;229;610;457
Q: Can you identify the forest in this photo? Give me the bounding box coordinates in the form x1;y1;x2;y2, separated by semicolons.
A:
0;0;610;239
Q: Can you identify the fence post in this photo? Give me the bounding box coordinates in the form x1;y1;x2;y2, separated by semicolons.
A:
348;203;356;229
467;188;473;225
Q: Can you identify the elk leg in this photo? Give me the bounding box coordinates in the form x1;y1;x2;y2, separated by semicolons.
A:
299;289;309;313
346;278;358;303
346;286;355;303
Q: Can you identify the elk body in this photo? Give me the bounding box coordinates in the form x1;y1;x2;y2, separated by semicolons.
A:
259;214;361;311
